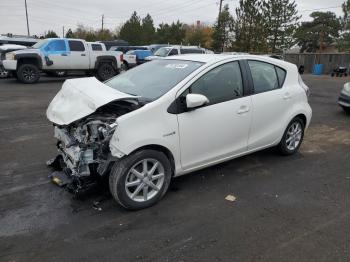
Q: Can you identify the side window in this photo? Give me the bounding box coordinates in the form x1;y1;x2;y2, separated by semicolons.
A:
276;66;286;87
91;44;102;51
248;61;279;94
44;40;66;52
189;61;244;105
68;40;85;51
180;48;203;54
168;49;178;56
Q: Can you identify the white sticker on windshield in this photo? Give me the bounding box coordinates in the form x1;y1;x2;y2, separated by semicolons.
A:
165;64;188;69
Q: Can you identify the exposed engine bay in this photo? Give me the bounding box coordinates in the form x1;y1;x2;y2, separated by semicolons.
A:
48;100;142;194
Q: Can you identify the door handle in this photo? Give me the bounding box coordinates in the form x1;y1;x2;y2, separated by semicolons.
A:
61;53;67;56
283;93;292;100
81;54;86;56
237;105;250;115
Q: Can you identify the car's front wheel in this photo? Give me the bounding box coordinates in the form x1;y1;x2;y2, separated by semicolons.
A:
278;117;305;155
109;149;172;210
17;64;40;84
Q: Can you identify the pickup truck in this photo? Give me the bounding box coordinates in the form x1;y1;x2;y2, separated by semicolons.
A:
2;38;123;83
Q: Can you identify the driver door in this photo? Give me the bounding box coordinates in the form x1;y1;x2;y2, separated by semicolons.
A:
43;39;69;70
177;61;252;171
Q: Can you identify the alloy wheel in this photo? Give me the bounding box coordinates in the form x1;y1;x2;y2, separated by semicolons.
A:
125;158;165;202
22;67;35;81
285;122;302;151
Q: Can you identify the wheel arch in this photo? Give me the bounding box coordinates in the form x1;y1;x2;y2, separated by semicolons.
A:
16;54;42;70
127;144;176;176
95;55;118;70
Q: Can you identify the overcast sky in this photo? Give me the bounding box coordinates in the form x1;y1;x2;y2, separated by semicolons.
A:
0;0;345;36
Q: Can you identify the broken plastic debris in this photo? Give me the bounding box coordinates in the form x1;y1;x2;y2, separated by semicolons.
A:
225;194;237;202
92;201;102;211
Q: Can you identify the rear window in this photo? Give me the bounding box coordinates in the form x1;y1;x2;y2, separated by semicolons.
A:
68;40;85;51
91;44;102;51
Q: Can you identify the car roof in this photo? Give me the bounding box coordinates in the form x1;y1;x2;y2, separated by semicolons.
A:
163;54;294;68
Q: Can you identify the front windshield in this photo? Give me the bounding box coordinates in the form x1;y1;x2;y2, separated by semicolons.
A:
105;59;203;100
32;39;49;49
154;47;171;57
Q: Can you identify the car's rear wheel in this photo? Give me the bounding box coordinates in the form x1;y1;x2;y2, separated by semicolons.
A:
97;63;116;81
17;64;40;84
277;117;305;155
109;149;172;210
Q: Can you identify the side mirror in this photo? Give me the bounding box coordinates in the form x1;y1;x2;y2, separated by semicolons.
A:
186;94;209;109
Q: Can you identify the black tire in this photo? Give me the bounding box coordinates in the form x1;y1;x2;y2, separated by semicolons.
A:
17;64;40;84
121;61;129;72
109;149;172;210
342;106;350;114
0;66;9;78
277;117;305;155
97;63;117;81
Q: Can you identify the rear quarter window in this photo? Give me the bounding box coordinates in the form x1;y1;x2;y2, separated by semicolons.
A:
276;67;286;87
91;44;102;51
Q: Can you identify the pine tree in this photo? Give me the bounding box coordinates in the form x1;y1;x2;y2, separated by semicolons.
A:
262;0;300;53
233;0;266;53
119;11;143;45
212;4;234;52
141;14;156;44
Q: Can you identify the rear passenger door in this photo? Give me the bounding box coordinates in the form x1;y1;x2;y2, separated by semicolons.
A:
246;60;290;150
67;40;89;69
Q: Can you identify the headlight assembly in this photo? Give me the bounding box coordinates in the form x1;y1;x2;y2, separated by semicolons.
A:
5;52;15;60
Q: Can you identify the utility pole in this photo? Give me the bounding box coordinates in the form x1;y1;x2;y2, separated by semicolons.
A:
62;26;65;38
101;14;104;31
218;0;224;26
24;0;30;36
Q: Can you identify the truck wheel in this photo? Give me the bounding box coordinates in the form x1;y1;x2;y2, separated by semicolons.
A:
17;64;40;84
0;66;9;78
109;149;172;210
121;62;129;72
97;63;116;81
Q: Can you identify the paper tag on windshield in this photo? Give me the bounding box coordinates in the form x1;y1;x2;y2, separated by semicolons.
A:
165;64;188;69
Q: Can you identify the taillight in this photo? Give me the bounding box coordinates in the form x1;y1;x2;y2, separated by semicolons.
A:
120;54;123;62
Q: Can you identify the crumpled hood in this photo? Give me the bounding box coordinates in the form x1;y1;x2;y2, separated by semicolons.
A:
47;77;137;125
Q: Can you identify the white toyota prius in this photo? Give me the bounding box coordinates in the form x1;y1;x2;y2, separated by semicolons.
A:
47;54;312;210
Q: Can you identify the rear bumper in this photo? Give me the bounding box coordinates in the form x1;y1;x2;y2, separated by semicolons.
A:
339;93;350;108
2;60;17;71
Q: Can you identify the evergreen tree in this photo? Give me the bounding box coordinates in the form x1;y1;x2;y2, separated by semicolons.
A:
119;11;143;45
212;4;234;52
156;21;186;44
233;0;266;53
338;0;350;51
295;11;341;52
141;14;156;44
45;30;59;38
65;28;75;38
262;0;300;52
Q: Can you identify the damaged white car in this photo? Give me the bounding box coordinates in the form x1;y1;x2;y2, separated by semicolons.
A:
47;54;312;210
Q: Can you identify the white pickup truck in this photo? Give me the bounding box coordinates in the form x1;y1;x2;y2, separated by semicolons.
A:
3;38;123;83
